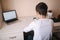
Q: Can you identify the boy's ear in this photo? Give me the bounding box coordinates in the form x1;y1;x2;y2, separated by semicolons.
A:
36;11;41;16
36;11;41;18
36;11;39;15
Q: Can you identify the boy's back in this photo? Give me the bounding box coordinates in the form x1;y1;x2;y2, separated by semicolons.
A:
33;19;53;40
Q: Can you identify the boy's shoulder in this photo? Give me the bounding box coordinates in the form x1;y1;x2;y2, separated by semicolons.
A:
49;19;54;22
33;18;54;23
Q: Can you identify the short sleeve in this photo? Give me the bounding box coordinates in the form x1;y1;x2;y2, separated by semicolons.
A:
51;19;54;27
23;21;35;32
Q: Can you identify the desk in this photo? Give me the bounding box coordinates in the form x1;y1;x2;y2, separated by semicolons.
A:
53;22;60;40
53;22;60;32
54;22;60;27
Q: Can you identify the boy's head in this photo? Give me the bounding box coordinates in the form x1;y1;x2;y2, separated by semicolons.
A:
36;2;48;16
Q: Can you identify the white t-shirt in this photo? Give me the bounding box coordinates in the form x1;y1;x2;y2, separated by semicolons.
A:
23;19;53;40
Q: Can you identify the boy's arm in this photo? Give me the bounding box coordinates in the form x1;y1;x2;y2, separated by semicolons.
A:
23;21;35;32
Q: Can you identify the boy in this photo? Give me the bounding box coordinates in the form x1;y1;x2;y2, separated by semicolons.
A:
23;2;53;40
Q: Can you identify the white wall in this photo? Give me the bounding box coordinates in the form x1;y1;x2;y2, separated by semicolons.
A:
1;0;60;18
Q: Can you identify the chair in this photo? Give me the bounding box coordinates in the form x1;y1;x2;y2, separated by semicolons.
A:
53;32;60;40
23;30;34;40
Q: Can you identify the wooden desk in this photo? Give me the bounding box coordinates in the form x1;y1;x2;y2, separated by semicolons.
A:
53;22;60;40
53;22;60;32
54;22;60;27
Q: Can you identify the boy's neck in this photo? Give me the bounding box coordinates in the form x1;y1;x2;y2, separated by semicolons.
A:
38;15;46;19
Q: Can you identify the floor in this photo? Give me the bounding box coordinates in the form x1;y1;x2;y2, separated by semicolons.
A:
0;16;34;40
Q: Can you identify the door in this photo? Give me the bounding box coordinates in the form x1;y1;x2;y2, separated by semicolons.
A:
0;1;2;29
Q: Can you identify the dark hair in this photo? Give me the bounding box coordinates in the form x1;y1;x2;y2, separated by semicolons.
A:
36;2;48;16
